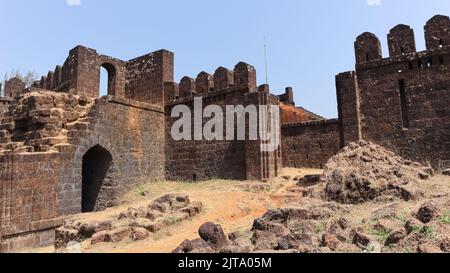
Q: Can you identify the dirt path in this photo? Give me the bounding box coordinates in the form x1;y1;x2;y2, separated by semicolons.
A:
85;168;322;253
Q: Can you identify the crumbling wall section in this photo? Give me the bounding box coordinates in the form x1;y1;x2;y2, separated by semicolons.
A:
0;90;165;252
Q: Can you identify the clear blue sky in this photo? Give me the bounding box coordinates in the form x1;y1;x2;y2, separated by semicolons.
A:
1;0;450;118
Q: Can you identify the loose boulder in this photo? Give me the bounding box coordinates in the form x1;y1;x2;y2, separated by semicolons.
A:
198;222;227;249
417;202;440;223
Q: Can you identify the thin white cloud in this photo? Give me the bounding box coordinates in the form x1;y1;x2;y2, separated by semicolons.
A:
367;0;382;6
66;0;81;6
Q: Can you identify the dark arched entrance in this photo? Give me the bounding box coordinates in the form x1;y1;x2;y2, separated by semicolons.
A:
82;145;113;212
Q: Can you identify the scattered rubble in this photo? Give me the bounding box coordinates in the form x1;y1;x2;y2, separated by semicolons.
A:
172;142;450;254
55;194;202;249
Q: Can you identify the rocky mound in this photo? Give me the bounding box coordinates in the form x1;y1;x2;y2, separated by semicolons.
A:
173;200;450;253
324;141;433;204
56;194;202;249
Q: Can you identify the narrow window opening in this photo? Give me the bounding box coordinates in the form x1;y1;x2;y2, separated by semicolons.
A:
366;53;370;62
99;63;117;97
398;79;410;129
427;58;433;68
439;38;444;48
192;174;197;182
418;59;423;69
400;47;405;55
408;61;413;70
99;67;109;97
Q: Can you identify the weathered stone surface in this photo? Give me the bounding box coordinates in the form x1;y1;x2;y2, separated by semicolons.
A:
352;231;374;248
440;238;450;253
172;238;214;254
417;243;442;253
130;228;149;241
371;204;400;221
55;228;79;249
91;231;111;245
405;219;422;234
109;227;132;243
375;219;397;233
198;222;227;249
321;233;340;251
385;230;407;246
417;202;440;223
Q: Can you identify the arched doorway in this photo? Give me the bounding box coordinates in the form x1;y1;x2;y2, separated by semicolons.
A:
82;145;113;212
99;63;117;97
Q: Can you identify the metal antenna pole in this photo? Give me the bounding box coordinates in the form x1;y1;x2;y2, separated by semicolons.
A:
264;35;269;85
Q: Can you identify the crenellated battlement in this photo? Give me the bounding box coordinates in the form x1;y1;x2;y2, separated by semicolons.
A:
30;46;173;107
4;13;450;253
336;14;450;170
355;15;450;66
165;61;258;104
195;71;213;94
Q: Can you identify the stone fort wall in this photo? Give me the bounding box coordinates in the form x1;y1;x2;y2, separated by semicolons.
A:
0;91;165;252
277;15;450;171
2;14;450;252
164;63;282;181
337;15;450;170
282;119;341;169
0;44;170;252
